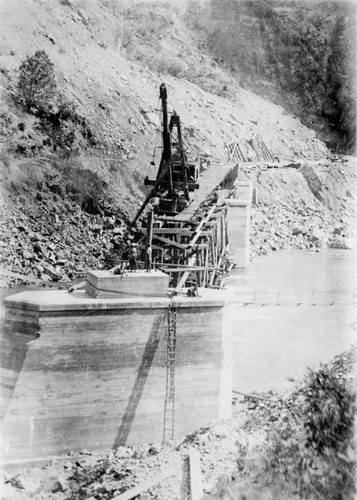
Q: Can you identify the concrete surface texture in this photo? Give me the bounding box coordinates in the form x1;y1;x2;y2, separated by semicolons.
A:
226;181;252;268
226;200;251;268
1;288;232;462
86;270;170;298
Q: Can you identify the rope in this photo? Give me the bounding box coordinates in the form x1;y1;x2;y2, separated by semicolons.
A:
145;96;161;178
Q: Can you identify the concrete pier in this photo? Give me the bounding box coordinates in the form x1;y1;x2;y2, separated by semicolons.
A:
226;181;252;268
234;181;252;202
1;286;232;462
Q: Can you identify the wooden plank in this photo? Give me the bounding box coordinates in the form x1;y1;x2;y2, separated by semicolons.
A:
152;234;187;249
68;281;86;292
154;217;199;225
158;262;210;268
175;163;237;222
176;205;217;291
189;446;204;500
148;228;211;236
152;234;208;249
106;470;173;500
232;390;277;402
158;266;215;273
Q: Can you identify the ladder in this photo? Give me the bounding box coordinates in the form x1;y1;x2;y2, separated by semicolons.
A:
163;299;177;442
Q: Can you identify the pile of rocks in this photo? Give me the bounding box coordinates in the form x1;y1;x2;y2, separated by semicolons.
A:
250;199;353;259
0;194;128;287
247;162;356;259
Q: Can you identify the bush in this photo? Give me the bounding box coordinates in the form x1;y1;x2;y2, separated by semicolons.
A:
183;0;205;30
264;363;356;499
302;368;355;454
59;160;108;214
13;52;97;154
157;57;186;78
16;50;56;112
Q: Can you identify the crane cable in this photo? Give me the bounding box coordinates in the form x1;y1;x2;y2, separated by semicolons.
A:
147;96;161;179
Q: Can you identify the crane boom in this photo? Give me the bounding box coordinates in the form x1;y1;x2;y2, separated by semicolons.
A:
132;83;199;226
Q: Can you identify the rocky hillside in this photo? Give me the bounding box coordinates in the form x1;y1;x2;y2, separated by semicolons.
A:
243;158;357;259
0;0;355;287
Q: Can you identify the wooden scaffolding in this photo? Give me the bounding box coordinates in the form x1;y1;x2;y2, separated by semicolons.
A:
133;201;232;291
128;162;238;291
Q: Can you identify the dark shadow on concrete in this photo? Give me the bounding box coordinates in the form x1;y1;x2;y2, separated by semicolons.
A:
112;314;164;449
0;319;40;419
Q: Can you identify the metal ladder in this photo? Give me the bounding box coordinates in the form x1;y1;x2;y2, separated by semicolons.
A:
163;299;177;442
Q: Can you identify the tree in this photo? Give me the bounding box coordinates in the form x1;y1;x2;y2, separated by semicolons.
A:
325;15;356;152
17;50;56;112
184;0;204;30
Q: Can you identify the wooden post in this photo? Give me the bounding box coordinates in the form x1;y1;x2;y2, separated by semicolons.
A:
146;209;154;272
110;470;173;500
189;446;204;500
175;205;217;291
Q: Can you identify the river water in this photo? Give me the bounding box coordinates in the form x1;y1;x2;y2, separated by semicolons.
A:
225;248;357;394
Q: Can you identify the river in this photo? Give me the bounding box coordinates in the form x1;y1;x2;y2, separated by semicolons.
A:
225;248;357;394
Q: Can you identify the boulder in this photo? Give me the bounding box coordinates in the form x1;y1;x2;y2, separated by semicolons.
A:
292;226;303;236
308;228;328;244
329;236;354;249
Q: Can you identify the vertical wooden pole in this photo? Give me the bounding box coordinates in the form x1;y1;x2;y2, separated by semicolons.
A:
189;446;204;500
146;209;154;270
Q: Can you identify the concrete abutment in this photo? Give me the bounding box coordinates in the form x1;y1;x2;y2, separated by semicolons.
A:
1;286;233;462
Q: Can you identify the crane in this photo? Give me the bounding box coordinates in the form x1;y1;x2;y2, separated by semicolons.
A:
130;83;199;227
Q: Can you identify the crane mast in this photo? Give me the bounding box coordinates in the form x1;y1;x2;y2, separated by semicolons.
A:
131;83;199;227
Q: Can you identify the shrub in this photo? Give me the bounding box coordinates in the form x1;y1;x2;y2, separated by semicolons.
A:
16;50;56;112
183;0;205;30
302;367;355;454
120;23;135;51
157;57;186;78
13;52;97;154
264;363;356;499
59;160;108;214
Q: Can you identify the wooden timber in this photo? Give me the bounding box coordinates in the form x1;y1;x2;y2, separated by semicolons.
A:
189;446;204;500
176;205;217;291
143;200;232;290
174;162;237;222
130;161;238;290
158;266;216;273
148;228;211;235
112;470;174;500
